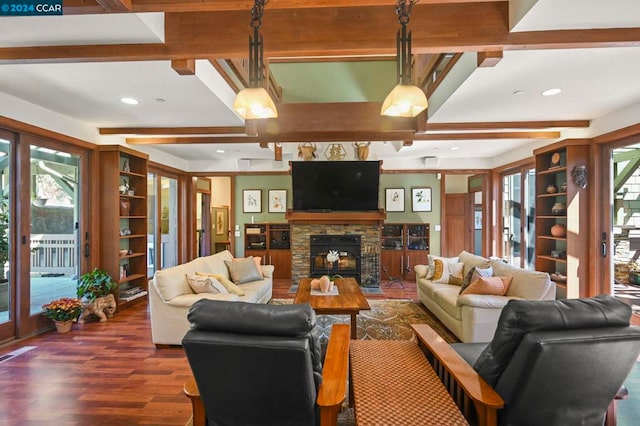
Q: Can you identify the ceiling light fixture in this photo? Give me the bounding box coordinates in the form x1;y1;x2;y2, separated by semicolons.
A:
120;97;139;105
381;0;428;118
233;0;278;120
542;88;562;96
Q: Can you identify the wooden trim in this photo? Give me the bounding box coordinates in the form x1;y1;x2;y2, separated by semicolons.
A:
95;0;132;12
492;157;534;174
412;324;503;425
171;59;196;75
0;116;96;149
100;126;246;135
533;138;592;155
426;120;590;131
477;50;503;67
426;53;463;98
594;123;640;145
285;209;386;225
414;131;560;140
317;324;350;426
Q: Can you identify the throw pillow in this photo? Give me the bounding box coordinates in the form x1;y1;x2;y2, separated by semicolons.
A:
427;255;460;279
186;274;229;294
460;276;513;296
448;262;465;286
460;266;494;294
225;257;262;284
433;260;464;284
234;256;263;276
196;272;246;296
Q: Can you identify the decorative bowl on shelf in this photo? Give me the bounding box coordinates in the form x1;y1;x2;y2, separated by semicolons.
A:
551;202;566;215
550;223;567;238
546;184;558;194
119;249;129;257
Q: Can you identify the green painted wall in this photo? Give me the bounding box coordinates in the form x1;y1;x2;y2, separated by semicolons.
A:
233;172;441;256
235;175;292;256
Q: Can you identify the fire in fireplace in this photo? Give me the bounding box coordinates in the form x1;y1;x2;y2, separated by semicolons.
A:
310;234;361;282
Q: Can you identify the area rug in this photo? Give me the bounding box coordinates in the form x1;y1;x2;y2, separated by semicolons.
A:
270;298;458;344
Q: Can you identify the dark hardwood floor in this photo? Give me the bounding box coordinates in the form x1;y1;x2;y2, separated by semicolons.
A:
0;279;417;425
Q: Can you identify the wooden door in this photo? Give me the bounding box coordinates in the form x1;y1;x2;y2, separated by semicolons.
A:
269;249;291;279
381;250;404;280
405;251;428;281
443;193;472;257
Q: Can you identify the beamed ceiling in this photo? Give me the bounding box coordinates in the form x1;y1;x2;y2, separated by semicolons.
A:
0;0;640;171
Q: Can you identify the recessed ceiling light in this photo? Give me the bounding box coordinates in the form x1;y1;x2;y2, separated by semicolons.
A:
121;97;139;105
155;98;166;103
513;90;524;96
450;146;460;151
216;149;225;153
541;88;562;97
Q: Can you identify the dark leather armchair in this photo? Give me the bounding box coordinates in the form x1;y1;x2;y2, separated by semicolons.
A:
182;299;349;426
413;295;640;426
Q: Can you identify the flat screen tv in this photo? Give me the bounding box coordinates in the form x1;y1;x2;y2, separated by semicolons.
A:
292;161;380;212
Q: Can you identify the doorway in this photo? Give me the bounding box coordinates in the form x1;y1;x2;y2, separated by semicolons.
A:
0;130;89;341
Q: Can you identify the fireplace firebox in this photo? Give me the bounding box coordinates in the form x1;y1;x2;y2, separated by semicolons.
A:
310;235;361;282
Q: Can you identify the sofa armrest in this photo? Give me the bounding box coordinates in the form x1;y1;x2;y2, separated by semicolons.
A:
456;294;519;309
412;324;503;426
415;264;428;279
262;264;275;279
317;324;350;426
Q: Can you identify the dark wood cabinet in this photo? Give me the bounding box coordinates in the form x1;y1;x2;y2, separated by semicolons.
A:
98;145;149;308
534;140;590;299
381;223;429;282
244;223;291;279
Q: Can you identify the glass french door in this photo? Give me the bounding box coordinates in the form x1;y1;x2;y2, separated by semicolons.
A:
148;171;179;276
0;130;88;341
501;168;536;269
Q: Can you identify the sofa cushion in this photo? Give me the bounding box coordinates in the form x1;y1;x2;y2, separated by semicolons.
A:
433;260;464;284
225;257;262;284
154;265;193;302
431;285;463;320
457;294;516;309
458;250;491;278
473;295;631;387
201;250;234;277
167;292;240;307
460;266;493;294
490;260;552;300
186;274;229;294
427;255;459;279
197;272;246;296
460;276;512;296
237;279;272;303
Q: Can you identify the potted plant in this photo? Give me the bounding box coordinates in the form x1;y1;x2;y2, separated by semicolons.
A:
42;297;82;333
78;268;116;302
629;262;640;285
77;268;118;322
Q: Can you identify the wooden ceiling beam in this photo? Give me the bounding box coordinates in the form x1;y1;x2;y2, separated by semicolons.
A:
100;120;589;136
3;4;639;64
426;120;590;130
99;126;246;135
95;0;132;12
414;131;560;140
477;50;503;67
255;102;417;135
125;130;559;145
62;0;502;14
171;59;196;75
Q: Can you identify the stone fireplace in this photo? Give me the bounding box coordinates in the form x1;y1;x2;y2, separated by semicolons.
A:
290;223;381;287
310;234;361;282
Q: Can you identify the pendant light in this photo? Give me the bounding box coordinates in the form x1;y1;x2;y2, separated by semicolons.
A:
381;0;428;118
233;0;278;119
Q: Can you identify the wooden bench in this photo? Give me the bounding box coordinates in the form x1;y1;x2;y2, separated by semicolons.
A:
349;339;474;425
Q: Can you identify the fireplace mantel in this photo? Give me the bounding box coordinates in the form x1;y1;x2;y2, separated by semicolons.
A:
285;209;386;225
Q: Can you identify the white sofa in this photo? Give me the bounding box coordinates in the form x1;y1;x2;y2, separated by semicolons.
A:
415;251;556;343
148;250;273;345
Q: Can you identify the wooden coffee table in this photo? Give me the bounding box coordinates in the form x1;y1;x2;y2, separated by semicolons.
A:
294;277;370;339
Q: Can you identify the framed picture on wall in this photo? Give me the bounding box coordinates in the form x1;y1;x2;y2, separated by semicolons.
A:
216;210;225;235
411;187;432;212
243;189;262;213
268;189;287;213
385;188;405;212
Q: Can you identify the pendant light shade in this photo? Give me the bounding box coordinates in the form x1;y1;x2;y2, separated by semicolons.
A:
381;83;428;117
233;0;278;120
234;87;278;119
381;0;427;118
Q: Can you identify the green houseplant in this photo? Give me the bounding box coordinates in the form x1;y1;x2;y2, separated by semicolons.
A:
78;268;117;302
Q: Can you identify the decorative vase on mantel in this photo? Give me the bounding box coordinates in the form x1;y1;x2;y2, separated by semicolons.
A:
54;320;73;333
